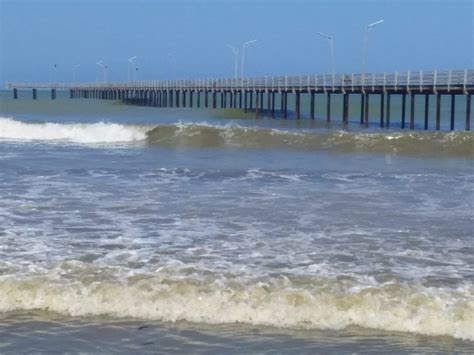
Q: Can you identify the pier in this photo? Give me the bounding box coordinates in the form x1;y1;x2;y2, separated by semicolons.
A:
7;69;474;130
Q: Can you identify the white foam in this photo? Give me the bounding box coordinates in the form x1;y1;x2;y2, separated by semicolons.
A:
0;268;472;341
0;117;147;143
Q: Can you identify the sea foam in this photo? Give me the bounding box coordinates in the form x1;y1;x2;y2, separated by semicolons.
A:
0;117;146;143
0;266;472;341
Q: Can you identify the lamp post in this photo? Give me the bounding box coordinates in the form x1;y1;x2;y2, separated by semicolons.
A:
52;64;58;85
317;32;335;84
96;60;107;83
240;39;257;77
128;56;137;82
72;64;80;83
168;53;176;79
134;66;139;81
362;19;384;81
226;45;239;79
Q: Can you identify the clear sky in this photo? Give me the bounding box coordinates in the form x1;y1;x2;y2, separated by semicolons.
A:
1;0;473;84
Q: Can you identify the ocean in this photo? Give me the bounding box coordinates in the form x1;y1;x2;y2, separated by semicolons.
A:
0;90;473;353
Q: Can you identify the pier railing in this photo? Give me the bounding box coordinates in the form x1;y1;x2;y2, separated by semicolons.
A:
7;69;474;92
6;69;473;131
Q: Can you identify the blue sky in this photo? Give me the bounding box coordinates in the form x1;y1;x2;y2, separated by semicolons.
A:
1;0;473;84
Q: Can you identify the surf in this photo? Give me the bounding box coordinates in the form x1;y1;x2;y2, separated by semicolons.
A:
0;117;147;144
0;264;472;341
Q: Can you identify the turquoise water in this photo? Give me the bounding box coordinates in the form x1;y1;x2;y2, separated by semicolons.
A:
0;91;473;353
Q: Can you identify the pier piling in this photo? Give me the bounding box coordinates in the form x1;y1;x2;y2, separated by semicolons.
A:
466;94;471;131
295;92;301;119
436;94;441;130
327;93;331;122
401;94;406;128
424;95;429;130
450;94;455;130
364;94;369;127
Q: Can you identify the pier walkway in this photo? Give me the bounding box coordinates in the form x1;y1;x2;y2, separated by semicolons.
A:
7;69;474;130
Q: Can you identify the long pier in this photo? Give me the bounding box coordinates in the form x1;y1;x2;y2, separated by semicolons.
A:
7;69;474;130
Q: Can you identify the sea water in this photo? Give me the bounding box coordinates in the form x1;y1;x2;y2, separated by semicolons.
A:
0;91;473;353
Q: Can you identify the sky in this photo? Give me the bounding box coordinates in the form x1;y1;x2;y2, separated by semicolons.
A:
1;0;473;84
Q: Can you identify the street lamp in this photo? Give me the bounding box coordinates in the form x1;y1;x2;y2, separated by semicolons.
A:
226;45;239;79
168;52;176;79
128;56;137;82
241;39;257;77
72;64;80;83
96;60;107;83
52;64;58;84
361;19;384;81
317;32;335;83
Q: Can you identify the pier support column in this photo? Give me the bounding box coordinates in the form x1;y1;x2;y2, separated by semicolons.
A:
220;92;224;108
424;94;429;130
256;91;260;118
364;93;369;127
466;94;471;131
326;93;331;122
280;92;284;118
249;91;254;110
310;92;315;120
239;91;242;109
342;93;349;124
205;91;209;108
244;91;248;112
213;91;217;109
69;89;73;99
380;94;385;128
189;91;193;108
51;88;56;100
284;92;288;119
450;94;456;131
386;94;391;128
295;91;301;120
13;88;18;99
410;93;415;130
197;91;201;108
401;93;407;128
267;92;271;118
183;91;186;107
33;88;37;100
176;90;180;108
271;92;275;118
436;94;441;130
360;94;365;124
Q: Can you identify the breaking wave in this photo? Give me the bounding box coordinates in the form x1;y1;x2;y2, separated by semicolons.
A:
0;263;473;341
146;122;474;156
1;118;473;156
0;117;146;143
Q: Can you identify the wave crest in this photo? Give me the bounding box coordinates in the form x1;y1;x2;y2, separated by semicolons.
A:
1;118;472;156
146;122;474;156
0;265;472;341
0;117;146;143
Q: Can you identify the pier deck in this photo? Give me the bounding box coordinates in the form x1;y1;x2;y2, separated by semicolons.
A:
7;69;474;130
